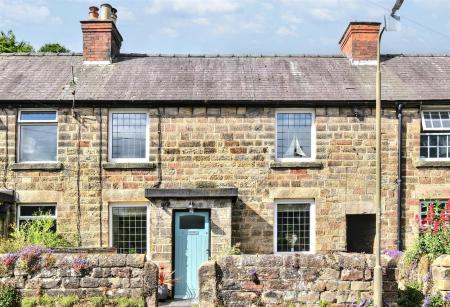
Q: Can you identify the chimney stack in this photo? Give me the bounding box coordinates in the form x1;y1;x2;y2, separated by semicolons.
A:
339;22;381;65
81;3;122;64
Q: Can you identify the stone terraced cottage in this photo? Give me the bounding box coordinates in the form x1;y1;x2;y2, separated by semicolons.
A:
1;4;450;300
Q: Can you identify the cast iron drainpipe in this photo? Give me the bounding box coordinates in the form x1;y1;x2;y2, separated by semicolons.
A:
396;102;404;251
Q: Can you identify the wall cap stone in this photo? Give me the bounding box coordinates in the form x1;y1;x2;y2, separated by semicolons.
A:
270;161;323;169
102;162;156;170
415;160;450;168
11;162;63;171
432;255;450;267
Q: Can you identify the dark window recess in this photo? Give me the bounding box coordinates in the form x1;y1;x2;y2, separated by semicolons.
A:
179;215;205;229
20;206;56;216
346;214;376;253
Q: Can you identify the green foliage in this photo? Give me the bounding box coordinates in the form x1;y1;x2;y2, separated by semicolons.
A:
56;296;79;307
0;31;33;53
20;297;36;307
87;296;106;307
0;217;73;253
115;297;145;307
397;282;424;307
0;285;21;307
37;294;55;307
319;301;330;307
429;293;445;307
38;43;70;53
210;243;241;261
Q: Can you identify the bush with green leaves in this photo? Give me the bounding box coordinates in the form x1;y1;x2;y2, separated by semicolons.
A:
397;282;425;307
0;284;20;307
0;217;73;253
116;297;145;307
38;43;70;53
87;296;106;307
0;30;33;53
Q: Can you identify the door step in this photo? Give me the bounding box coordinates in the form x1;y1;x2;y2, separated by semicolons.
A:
160;298;198;307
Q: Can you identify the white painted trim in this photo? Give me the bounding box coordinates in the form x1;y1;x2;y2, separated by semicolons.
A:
109;203;150;255
83;60;111;65
17;109;58;163
17;203;57;226
108;109;150;163
420;132;450;161
420;110;450;131
275;109;316;162
273;199;316;254
350;59;377;66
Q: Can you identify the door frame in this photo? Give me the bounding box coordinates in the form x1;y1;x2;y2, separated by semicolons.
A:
172;209;211;298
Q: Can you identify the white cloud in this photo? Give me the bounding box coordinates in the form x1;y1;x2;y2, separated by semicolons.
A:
310;8;336;21
146;0;240;15
0;0;51;25
192;17;210;26
276;25;298;36
116;6;135;22
161;27;178;37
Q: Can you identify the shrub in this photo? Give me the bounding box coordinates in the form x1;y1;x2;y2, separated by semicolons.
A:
397;282;425;307
210;243;241;261
56;296;79;307
16;246;52;274
116;297;145;307
87;296;106;307
0;284;21;307
0;217;73;253
36;294;54;307
71;257;93;274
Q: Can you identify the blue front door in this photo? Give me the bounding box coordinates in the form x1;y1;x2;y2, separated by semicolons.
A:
174;211;210;299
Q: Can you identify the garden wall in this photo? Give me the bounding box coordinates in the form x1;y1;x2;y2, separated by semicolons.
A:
199;253;399;307
432;255;450;297
0;252;159;307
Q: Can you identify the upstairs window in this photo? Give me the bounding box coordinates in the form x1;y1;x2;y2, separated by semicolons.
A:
276;110;315;161
18;111;58;162
108;111;149;162
420;111;450;160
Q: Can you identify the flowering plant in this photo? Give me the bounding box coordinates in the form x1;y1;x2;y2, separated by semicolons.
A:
159;265;176;286
1;253;19;270
17;245;52;274
71;256;93;274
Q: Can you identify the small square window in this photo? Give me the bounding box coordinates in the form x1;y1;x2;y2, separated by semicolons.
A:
275;201;314;253
276;111;315;161
17;204;57;230
109;111;148;162
111;206;147;254
420;111;450;161
18;110;58;162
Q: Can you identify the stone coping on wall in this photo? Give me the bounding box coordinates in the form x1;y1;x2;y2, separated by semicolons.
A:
51;247;117;254
431;255;450;294
102;162;156;170
145;188;238;199
270;161;324;169
10;162;63;171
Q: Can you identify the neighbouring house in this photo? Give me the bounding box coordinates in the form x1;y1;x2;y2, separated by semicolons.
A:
1;4;450;299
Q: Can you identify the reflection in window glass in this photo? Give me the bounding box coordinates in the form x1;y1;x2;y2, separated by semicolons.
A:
276;203;311;252
179;215;205;229
111;113;147;160
276;113;313;159
112;207;147;254
19;125;57;162
20;111;57;121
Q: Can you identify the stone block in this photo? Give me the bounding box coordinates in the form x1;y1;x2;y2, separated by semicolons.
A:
98;255;126;267
350;281;371;291
297;291;320;303
261;290;283;304
80;277;100;288
127;254;146;268
111;267;131;278
320;291;337;303
62;277;80;289
341;269;364;281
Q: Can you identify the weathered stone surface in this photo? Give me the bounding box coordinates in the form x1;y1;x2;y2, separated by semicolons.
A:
98;255;126;267
126;254;146;268
62;277;80;289
341;269;364;281
80;277;99;288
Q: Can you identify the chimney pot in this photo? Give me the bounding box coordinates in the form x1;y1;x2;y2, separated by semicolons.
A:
111;7;117;23
89;6;99;20
100;3;113;20
339;22;381;65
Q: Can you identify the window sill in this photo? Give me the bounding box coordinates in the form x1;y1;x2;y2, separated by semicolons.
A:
102;162;156;170
270;161;323;169
11;162;62;171
415;160;450;168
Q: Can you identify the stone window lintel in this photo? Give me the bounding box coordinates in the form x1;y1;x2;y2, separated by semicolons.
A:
270;161;323;169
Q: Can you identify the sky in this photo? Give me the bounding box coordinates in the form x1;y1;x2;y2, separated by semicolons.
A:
1;0;449;55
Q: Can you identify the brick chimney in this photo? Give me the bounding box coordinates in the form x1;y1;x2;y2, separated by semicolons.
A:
339;22;381;65
80;4;123;64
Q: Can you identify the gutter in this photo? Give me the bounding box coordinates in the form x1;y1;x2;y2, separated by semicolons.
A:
396;103;404;250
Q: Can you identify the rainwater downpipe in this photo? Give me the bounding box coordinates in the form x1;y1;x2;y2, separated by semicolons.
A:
396;102;403;251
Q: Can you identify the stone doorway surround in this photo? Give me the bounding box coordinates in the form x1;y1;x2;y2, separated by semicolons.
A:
144;187;237;276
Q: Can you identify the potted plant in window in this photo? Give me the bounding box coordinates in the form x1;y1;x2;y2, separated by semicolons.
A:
158;265;176;301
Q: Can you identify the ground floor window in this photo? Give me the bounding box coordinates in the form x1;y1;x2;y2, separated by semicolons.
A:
17;204;57;230
419;200;448;227
111;206;147;254
275;200;315;253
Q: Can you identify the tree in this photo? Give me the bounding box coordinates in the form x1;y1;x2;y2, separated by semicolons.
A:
38;43;70;53
0;30;33;53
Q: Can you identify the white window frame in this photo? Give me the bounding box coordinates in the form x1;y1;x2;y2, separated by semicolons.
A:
275;109;316;162
17;203;57;226
108;110;149;163
420;109;450;161
109;203;150;255
273;199;316;254
420;110;450;131
17;109;58;163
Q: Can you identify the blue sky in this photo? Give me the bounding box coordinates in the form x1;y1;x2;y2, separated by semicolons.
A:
1;0;449;55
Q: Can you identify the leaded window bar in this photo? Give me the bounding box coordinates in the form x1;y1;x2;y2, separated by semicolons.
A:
276;112;313;160
110;112;147;160
112;207;147;254
420;111;450;160
276;203;311;252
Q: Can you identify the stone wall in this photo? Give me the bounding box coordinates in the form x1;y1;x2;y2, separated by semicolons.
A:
199;253;399;306
431;255;450;298
0;106;432;254
0;253;158;306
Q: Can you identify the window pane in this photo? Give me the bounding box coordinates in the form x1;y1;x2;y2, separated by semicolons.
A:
422;111;450;130
112;207;147;254
431;112;442;129
276;203;311;252
19;125;57;162
277;113;312;159
111;113;147;159
20;205;56;217
20;111;56;121
180;215;205;229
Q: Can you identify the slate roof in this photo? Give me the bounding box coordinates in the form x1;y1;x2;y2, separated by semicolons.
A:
0;53;449;103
